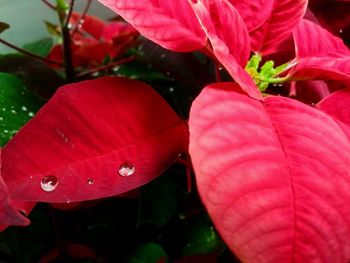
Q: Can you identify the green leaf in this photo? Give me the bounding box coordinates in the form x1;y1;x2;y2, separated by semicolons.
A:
0;54;64;98
138;169;184;227
22;37;55;57
0;22;10;34
0;72;44;146
179;214;223;256
128;242;168;263
44;21;61;38
114;61;169;82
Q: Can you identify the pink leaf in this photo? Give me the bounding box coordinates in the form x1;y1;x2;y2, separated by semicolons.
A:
191;0;250;67
317;87;350;126
189;82;350;262
229;0;274;32
293;19;350;58
189;0;262;100
96;0;206;52
289;56;350;83
2;77;188;203
250;0;308;55
293;80;331;104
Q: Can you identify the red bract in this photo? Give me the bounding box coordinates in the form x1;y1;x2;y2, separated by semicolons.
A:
290;19;350;85
0;151;29;227
189;83;350;262
97;0;206;52
48;13;138;68
228;0;274;32
188;0;262;100
2;77;188;203
249;0;308;55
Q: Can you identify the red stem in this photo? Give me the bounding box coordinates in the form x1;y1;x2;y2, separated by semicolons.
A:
76;56;136;78
0;38;63;66
42;0;56;10
72;0;92;36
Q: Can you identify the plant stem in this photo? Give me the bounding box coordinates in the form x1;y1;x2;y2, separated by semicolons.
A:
0;38;63;66
60;0;75;82
42;0;56;10
76;56;136;78
72;0;92;36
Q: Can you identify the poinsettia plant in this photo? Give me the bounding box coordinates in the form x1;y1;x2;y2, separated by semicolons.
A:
0;0;350;262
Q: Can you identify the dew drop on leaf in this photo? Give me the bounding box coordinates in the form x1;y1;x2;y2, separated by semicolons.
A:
118;162;135;177
40;175;59;192
87;178;94;185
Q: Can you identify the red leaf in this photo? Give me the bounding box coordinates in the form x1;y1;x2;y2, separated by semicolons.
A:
189;82;350;262
317;87;350;126
96;0;206;52
0;151;30;227
70;13;106;40
2;77;188;203
293;80;331;104
289;56;350;83
229;0;274;32
189;0;262;100
250;0;308;54
293;19;350;58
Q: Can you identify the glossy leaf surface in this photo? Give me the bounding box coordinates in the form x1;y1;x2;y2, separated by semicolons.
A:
189;82;350;262
0;72;43;147
97;0;206;52
2;77;188;203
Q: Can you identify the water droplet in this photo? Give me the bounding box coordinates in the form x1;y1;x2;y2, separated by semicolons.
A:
21;106;28;111
66;199;71;204
3;129;8;133
10;109;17;115
87;178;94;185
161;53;166;58
218;65;224;71
1;108;6;111
165;71;171;76
0;117;3;121
118;162;135;177
91;72;99;77
169;87;174;92
28;112;34;117
339;28;344;34
40;175;59;192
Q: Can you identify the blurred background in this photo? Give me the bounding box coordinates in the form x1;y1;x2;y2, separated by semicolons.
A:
0;0;115;53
